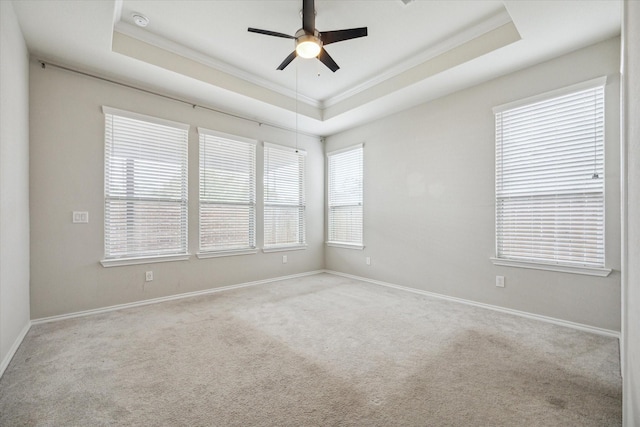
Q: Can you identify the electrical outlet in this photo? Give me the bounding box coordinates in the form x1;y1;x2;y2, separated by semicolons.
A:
145;271;153;282
282;255;287;264
496;276;505;288
366;256;371;266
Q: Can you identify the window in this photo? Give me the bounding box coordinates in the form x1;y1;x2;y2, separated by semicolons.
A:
102;107;189;266
493;77;610;275
198;129;256;256
327;144;364;248
263;143;306;250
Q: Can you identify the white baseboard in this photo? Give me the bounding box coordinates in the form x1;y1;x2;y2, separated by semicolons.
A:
0;321;31;379
32;270;325;325
29;268;620;340
324;270;621;339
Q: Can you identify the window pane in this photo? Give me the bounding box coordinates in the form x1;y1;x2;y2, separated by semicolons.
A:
495;85;604;268
200;203;255;251
264;205;305;247
104;109;188;259
328;146;363;245
264;144;306;247
329;205;363;244
199;131;256;252
105;200;187;258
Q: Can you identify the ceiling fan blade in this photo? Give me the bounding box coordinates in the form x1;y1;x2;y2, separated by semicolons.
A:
302;0;315;34
248;28;295;39
277;51;298;70
318;48;339;72
320;27;368;45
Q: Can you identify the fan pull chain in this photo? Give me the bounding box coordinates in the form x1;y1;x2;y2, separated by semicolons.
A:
295;63;299;153
592;90;599;179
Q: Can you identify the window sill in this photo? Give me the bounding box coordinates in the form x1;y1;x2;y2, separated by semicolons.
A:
490;257;612;277
262;245;307;253
326;242;365;250
100;253;191;267
197;249;258;259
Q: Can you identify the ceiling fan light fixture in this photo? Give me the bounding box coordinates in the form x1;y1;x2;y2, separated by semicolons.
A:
248;0;367;72
296;35;321;58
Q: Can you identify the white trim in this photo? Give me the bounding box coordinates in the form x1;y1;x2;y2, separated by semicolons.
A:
326;242;365;250
24;268;620;351
490;257;612;277
324;8;514;109
262;245;308;253
113;22;321;109
492;76;608;113
31;271;325;325
263;141;307;155
326;143;364;157
197;249;258;259
197;127;257;145
102;106;190;130
114;8;510;113
324;270;620;338
112;0;123;31
100;254;191;267
0;322;31;379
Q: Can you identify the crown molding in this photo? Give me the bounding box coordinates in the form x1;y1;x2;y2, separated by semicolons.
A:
322;8;514;109
114;21;322;109
112;6;515;122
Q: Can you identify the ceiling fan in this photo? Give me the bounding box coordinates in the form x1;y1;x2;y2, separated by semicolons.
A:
248;0;368;72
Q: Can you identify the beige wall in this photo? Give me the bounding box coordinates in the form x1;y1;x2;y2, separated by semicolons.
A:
29;63;324;319
623;1;640;424
325;37;622;332
0;1;31;369
22;12;630;364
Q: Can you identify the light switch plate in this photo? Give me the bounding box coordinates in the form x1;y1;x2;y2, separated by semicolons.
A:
72;211;89;223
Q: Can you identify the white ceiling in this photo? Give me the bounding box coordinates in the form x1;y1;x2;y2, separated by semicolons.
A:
11;0;621;137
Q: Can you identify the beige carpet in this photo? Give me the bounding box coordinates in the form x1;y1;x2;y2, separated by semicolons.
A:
0;273;621;426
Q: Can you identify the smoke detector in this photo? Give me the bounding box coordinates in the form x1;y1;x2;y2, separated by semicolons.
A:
132;13;149;27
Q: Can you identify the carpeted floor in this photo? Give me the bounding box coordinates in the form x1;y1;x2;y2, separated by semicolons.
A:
0;273;622;426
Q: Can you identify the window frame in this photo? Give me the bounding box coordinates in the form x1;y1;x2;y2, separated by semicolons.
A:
263;142;307;252
197;128;257;259
326;144;364;250
100;106;190;267
491;77;611;277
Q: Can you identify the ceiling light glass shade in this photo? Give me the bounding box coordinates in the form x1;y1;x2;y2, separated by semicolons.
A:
296;35;321;58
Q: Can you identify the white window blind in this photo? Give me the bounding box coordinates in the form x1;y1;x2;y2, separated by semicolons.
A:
199;129;256;253
495;81;605;268
103;107;189;261
263;143;306;248
328;145;363;247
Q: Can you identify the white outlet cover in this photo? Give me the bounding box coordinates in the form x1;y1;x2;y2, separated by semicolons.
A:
496;276;505;287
